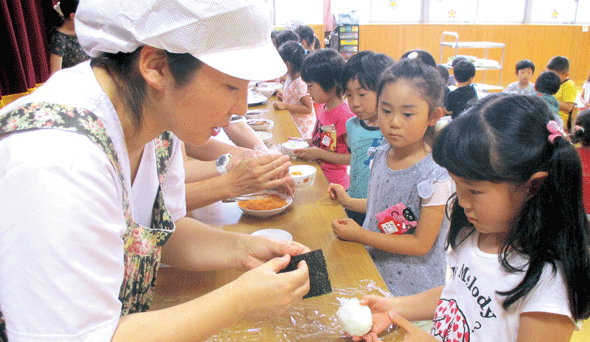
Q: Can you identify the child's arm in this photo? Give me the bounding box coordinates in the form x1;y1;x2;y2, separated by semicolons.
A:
273;95;313;115
296;146;351;165
517;312;575;342
334;204;446;256
557;99;575;114
350;286;444;341
327;183;367;213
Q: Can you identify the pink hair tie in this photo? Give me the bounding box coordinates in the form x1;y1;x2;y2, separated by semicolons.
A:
547;120;566;143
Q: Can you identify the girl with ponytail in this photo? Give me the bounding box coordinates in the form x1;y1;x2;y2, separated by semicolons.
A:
351;94;590;342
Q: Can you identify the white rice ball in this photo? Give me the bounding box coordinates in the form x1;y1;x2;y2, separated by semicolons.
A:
336;297;373;336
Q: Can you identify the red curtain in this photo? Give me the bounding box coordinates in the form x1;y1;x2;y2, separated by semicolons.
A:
0;0;51;97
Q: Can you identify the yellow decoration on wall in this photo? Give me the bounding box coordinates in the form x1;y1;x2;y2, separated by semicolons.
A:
389;1;397;9
448;9;456;19
551;10;559;19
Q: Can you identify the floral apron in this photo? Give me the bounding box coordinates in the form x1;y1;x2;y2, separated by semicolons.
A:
0;102;176;341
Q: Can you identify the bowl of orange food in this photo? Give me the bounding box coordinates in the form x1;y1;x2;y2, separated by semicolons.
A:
289;165;317;189
237;190;293;218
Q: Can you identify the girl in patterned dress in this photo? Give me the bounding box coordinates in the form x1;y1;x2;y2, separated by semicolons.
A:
273;41;315;139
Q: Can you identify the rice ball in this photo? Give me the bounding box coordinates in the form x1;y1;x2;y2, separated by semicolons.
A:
336;297;373;336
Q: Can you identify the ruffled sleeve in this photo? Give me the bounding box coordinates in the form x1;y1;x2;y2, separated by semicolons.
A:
418;166;454;207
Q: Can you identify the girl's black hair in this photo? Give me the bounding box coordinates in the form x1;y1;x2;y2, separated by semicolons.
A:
400;49;437;68
277;41;306;74
341;50;394;92
377;58;444;113
274;30;300;50
91;49;201;129
572;108;590;146
294;25;315;48
376;58;444;145
313;36;321;50
301;48;346;97
432;93;590;321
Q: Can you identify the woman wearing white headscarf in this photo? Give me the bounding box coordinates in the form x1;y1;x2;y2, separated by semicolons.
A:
0;1;309;341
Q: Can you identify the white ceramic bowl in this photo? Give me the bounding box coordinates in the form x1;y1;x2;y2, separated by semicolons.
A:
246;118;273;131
237;191;293;218
289;164;317;188
251;228;293;241
256;131;273;147
282;140;309;158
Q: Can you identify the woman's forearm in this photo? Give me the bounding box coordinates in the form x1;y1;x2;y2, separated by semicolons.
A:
112;281;246;342
161;217;245;271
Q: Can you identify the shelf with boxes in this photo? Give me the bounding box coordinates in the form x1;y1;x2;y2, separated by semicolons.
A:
338;24;359;60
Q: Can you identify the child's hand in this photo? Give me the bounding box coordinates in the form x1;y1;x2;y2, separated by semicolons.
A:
380;311;437;342
273;102;287;110
350;296;396;342
296;146;322;161
332;218;363;241
276;90;284;101
327;183;349;205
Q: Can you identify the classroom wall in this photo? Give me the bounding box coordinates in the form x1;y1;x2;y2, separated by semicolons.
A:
358;24;590;88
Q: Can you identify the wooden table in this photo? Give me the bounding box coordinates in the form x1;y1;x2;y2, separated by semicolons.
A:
151;97;403;341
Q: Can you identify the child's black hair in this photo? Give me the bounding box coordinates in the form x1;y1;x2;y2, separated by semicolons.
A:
432;93;590;321
301;48;346;97
451;56;467;68
572;108;590;146
274;30;300;50
515;59;535;73
535;71;561;95
400;49;437;68
277;41;306;74
313;36;321;50
436;64;450;81
295;25;315;49
453;60;476;83
376;58;444;144
341;50;394;92
546;56;570;74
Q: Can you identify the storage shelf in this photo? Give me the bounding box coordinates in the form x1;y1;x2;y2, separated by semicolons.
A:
440;31;505;86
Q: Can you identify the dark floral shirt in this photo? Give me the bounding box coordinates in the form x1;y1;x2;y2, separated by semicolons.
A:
50;28;90;69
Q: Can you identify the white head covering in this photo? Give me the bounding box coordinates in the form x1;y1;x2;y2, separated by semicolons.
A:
75;0;286;81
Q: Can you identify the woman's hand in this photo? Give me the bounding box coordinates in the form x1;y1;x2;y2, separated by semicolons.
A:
328;183;349;205
240;235;311;270
232;255;310;320
332;218;363;242
226;153;294;196
296;146;323;161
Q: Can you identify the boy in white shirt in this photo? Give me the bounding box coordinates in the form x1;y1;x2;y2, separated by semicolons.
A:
504;59;535;95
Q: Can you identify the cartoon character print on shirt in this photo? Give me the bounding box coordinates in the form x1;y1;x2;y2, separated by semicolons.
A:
432;299;470;342
375;202;418;234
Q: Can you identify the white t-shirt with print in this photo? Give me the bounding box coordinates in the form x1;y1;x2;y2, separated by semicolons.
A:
0;61;186;341
433;231;573;342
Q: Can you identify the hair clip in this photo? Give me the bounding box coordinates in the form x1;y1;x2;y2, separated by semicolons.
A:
575;125;585;134
407;51;419;60
547;120;566;143
53;2;64;17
